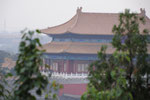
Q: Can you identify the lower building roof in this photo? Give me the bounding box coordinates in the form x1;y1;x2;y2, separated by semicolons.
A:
41;42;115;54
41;41;150;55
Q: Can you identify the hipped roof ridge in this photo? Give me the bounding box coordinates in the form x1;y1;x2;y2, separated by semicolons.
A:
41;8;150;35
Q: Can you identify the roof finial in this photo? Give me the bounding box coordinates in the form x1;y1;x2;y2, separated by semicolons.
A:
140;8;146;15
77;7;82;13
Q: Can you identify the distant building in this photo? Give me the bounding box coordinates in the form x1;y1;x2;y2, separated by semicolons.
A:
41;7;150;74
40;8;150;98
1;58;16;69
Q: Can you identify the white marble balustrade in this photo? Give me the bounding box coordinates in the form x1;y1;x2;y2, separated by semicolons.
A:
41;71;88;79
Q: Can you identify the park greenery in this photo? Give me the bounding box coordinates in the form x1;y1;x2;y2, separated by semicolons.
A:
81;9;150;100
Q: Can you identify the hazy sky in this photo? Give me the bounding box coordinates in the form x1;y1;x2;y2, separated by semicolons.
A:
0;0;150;32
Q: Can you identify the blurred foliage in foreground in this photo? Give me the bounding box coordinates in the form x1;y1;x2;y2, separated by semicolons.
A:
0;29;62;100
14;30;48;100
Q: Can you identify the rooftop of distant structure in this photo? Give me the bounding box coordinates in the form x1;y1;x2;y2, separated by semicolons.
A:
1;58;16;69
41;7;150;35
41;41;150;54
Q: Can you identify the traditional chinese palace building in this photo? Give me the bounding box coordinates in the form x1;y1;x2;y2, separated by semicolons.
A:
41;7;150;74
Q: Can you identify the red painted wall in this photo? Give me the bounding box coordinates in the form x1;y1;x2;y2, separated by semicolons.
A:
59;84;87;96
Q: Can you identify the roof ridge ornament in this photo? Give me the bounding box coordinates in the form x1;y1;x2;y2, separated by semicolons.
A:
77;7;82;14
140;8;146;16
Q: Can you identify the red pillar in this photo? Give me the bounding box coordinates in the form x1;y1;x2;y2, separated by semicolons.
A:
66;60;74;74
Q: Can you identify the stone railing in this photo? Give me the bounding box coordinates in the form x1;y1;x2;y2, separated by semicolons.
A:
41;71;88;79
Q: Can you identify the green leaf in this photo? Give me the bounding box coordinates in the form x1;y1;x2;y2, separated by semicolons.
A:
111;70;116;78
36;89;42;95
36;29;41;33
45;94;49;99
5;73;13;78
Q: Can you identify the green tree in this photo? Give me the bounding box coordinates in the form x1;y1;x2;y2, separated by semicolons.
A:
82;9;150;100
0;65;13;100
112;9;150;100
13;30;48;100
13;29;63;100
82;46;132;100
0;29;62;100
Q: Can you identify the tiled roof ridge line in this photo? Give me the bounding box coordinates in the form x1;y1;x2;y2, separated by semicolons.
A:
82;12;119;15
